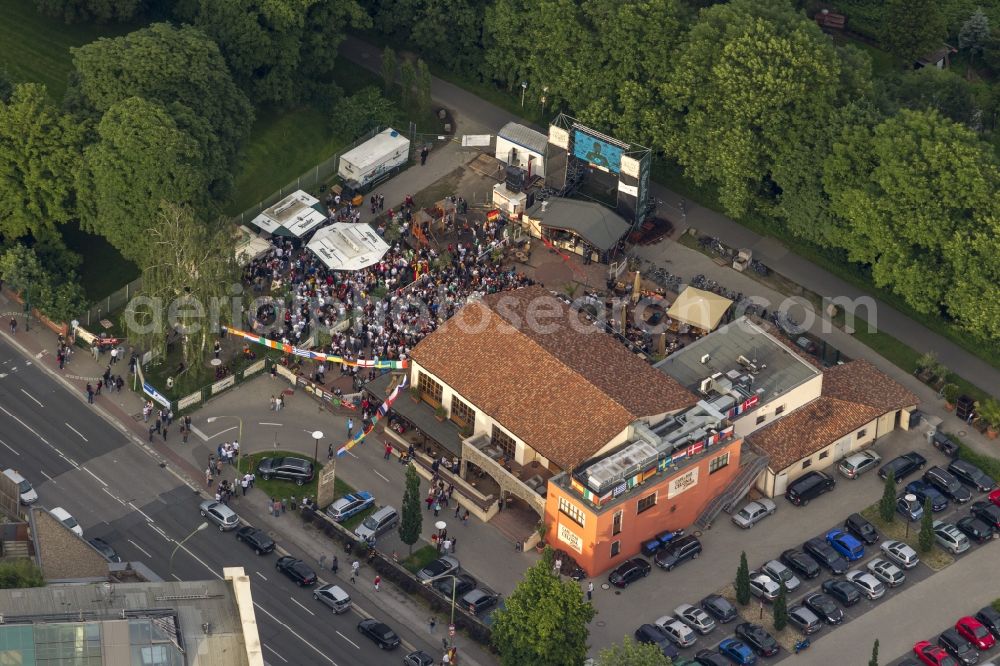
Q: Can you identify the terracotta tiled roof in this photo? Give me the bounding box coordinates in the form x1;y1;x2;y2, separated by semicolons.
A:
823;359;920;412
748;397;880;472
410;285;694;469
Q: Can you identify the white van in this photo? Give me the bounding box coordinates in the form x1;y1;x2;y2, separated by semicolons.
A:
3;469;38;505
49;507;83;537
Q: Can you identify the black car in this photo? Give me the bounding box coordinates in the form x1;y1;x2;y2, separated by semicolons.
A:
654;535;702;571
924;467;973;503
821;579;861;606
957;515;994;543
803;592;844;625
609;557;651;588
257;456;315;485
87;537;122;563
462;588;499;616
803;538;848;574
878;451;927;480
693;649;730;666
976;605;1000;639
735;622;780;657
433;573;476;598
971;501;1000;530
784;470;835;506
357;618;400;650
275;556;317;586
939;628;978;665
948;459;997;493
780;548;821;579
634;623;680;659
403;651;435;666
844;513;880;545
700;594;738;623
235;526;275;555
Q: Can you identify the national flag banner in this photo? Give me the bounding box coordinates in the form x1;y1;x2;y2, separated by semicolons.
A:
486;209;500;220
336;375;407;457
221;326;408;369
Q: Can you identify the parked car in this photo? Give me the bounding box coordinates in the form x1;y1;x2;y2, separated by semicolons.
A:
933;520;971;554
326;491;374;522
956;617;996;651
975;606;1000;639
879;452;928;480
198;500;239;531
313;584;352;613
784;471;835;506
609;557;651;587
803;592;844;625
654;618;697;648
924;467;973;503
417;556;460;582
357;618;400;650
866;557;906;587
948;459;996;493
693;649;731;666
844;512;880;545
956;516;994;543
787;605;822;635
749;574;782;602
462;588;499;616
674;604;717;635
3;469;37;504
970;500;1000;530
731;499;776;529
717;638;757;665
634;624;680;660
654;535;702;571
735;623;780;657
780;548;821;579
275;556;317;586
881;540;921;569
87;537;122;563
991;488;1000;507
700;594;738;623
235;526;275;555
826;528;865;561
761;559;801;592
914;640;960;666
354;505;398;541
939;628;979;665
403;651;435;666
49;507;84;537
803;537;848;574
845;570;885;600
898;495;925;522
838;450;882;479
257;456;314;485
433;573;476;598
821;578;861;606
906;480;950;512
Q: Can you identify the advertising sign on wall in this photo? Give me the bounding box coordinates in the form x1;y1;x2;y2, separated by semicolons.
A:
667;468;699;499
558;523;584;554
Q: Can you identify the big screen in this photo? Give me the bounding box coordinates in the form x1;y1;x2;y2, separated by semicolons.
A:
572;129;624;174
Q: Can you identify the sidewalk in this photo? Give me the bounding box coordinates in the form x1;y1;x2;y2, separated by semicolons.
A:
338;35;1000;400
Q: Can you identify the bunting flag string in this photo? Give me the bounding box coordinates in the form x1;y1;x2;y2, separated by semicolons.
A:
336;374;408;457
221;326;409;369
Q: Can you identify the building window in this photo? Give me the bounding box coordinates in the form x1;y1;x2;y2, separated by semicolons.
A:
802;459;812;469
418;372;443;405
756;415;766;425
450;395;476;428
775;405;785;415
610;540;621;557
857;429;867;439
819;450;829;460
612;510;623;536
558;497;585;528
637;492;657;514
491;426;516;460
709;452;730;474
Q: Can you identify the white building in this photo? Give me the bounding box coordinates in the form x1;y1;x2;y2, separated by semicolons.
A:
495;122;547;179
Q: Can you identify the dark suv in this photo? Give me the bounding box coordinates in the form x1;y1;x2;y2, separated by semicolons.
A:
235;526;275;555
654;535;702;571
803;537;848;574
844;513;880;545
948;459;996;493
878;452;927;480
785;471;835;506
924;466;973;503
257;456;315;485
609;558;651;587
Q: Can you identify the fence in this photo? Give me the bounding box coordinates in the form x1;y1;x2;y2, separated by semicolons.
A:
78;276;143;328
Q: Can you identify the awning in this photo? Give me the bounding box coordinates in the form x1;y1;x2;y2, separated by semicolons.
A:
667;287;733;331
250;190;327;238
307;223;390;271
525;198;629;252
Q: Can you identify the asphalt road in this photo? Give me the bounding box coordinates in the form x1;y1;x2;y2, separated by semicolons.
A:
0;337;436;666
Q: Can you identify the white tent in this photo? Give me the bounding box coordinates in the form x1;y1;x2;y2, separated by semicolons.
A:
250;190;327;238
307;223;390;271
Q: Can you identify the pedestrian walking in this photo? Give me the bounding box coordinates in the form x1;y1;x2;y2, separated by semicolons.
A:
462;509;469;526
442;538;451;554
454;504;461;518
86;383;94;404
241;476;249;496
383;442;393;460
450;536;457;553
586;581;594;601
330;555;338;573
182;425;189;444
215;459;223;476
433;501;440;517
95;379;102;395
346;418;354;438
148;425;155;442
162;424;168;442
350;560;359;583
213;340;221;359
374;575;381;591
420;146;428;165
8;317;15;334
428;617;436;633
269;395;276;411
554;556;563;576
205;468;213;488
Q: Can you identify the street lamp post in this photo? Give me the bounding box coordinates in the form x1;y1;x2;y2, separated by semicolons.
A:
904;493;917;538
206;416;244;471
423;573;460;649
312;430;324;468
169;521;209;577
520;81;528;108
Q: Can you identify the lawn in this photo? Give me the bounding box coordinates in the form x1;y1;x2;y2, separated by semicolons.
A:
859;505;954;571
401;544;439;574
237;450;323;503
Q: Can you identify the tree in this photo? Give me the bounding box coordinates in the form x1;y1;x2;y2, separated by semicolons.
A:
893;68;980;129
491;548;596;666
882;0;946;63
333;87;398;138
415;59;432;118
34;0;145;23
399;59;417;111
870;638;880;666
398;462;422;555
0;559;45;588
595;636;672;666
959;8;990;60
772;581;788;631
879;470;897;523
409;0;485;74
918;497;935;553
381;46;397;95
735;551;750;605
0;245;87;324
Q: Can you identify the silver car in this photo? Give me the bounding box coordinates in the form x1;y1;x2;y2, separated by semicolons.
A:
866;557;906;587
731;499;776;529
845;570;885;600
199;500;239;531
880;540;920;569
837;450;882;479
673;603;716;635
749;574;781;602
654;618;697;648
417;556;460;582
787;605;822;635
313;584;352;613
761;559;801;592
932;520;971;554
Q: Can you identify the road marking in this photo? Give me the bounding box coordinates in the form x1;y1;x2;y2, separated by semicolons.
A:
253;603;338;666
255;571;267;581
0;373;7;378
128;502;156;524
0;404;50;444
102;487;126;505
189;425;209;441
205;426;236;439
263;645;288;663
150;524;169;540
83;468;107;486
335;631;360;650
290;597;315;616
170;573;181;581
65;423;88;442
20;388;43;407
0;438;19;455
374;470;390;483
40;470;55;482
258;422;282;426
128;539;152;558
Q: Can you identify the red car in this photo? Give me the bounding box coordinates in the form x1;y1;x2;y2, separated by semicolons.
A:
914;640;959;666
989;488;1000;507
956;616;996;650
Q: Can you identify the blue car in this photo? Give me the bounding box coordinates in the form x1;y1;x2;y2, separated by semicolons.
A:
718;637;757;665
904;480;949;512
325;491;375;522
825;528;865;562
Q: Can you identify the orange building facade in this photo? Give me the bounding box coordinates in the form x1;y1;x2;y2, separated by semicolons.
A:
543;436;742;576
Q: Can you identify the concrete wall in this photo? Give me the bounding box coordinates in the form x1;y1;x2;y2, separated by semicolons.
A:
495;137;545;178
733;373;823;439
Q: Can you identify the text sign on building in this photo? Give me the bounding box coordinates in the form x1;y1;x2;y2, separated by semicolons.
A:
667;468;699;499
557;523;584;554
